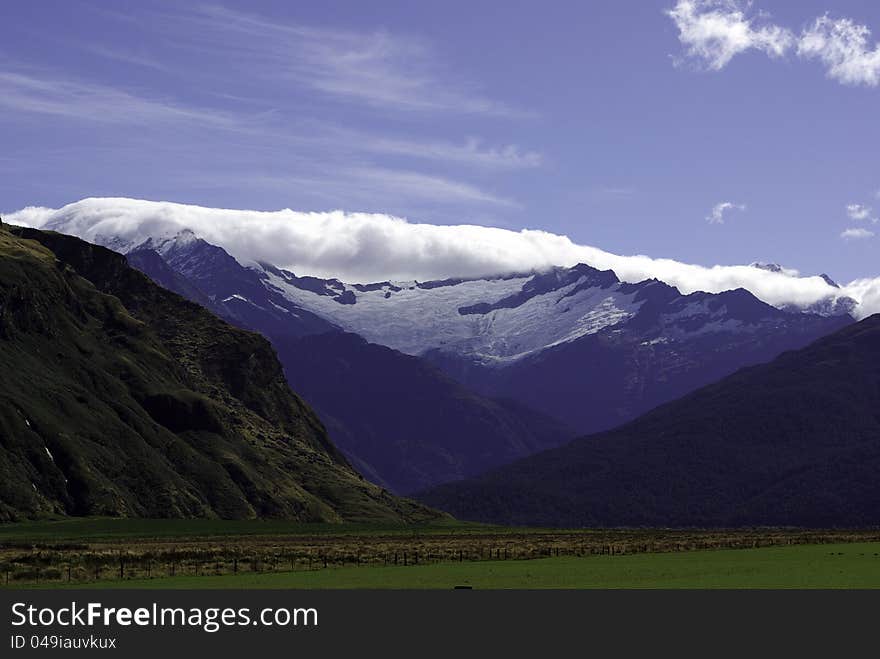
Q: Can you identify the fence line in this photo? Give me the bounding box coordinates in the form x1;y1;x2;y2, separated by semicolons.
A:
2;531;879;586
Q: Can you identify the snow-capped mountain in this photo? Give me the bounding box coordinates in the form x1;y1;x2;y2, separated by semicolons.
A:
127;232;338;340
258;262;641;363
98;227;643;363
119;232;575;493
428;280;852;433
117;231;854;371
16;206;856;438
14;197;866;319
115;229;852;436
255;257;854;368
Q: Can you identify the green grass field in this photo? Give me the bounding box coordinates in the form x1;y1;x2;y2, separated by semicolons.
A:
4;519;879;589
51;542;880;589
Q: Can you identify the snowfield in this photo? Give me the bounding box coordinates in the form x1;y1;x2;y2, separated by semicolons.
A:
260;266;643;362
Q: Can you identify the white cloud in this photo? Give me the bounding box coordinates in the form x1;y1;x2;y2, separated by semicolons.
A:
84;45;169;72
666;2;880;87
354;135;542;170
798;16;880;87
275;167;519;209
847;203;873;221
0;71;239;128
706;201;745;224
845;277;880;318
302;126;542;170
0;67;538;178
841;227;874;240
845;203;878;224
666;0;794;70
170;5;526;117
589;186;637;199
8;197;875;318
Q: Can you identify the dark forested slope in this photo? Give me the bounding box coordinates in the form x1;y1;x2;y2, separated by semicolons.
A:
418;315;880;528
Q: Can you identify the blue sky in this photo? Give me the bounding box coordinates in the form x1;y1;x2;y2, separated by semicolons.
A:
2;0;880;282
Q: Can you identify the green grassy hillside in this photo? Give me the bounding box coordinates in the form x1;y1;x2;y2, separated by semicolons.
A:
0;225;439;524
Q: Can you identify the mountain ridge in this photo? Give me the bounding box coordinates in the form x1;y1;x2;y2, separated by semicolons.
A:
121;230;852;444
76;226;855;436
123;236;575;494
417;313;880;527
0;225;438;523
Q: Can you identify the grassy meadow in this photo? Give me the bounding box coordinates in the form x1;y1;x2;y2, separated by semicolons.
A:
60;542;880;590
2;518;880;589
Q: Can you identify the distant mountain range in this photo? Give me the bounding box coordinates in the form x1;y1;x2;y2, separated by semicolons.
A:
122;230;850;437
124;234;574;494
0;225;438;523
417;314;880;528
11;217;858;502
421;274;852;433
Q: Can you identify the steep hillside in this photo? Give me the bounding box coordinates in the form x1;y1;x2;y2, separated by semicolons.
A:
0;226;437;523
418;315;880;528
274;331;573;493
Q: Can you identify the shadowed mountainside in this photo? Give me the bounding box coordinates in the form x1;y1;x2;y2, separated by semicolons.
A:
425;280;852;434
0;226;439;523
274;331;574;493
418;314;880;528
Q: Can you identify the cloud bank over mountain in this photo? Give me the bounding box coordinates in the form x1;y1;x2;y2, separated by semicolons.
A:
8;197;877;318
